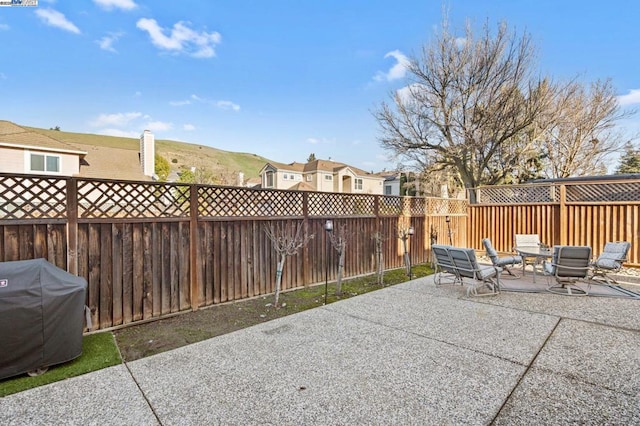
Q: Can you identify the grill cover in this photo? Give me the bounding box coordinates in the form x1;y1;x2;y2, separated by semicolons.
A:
0;258;87;380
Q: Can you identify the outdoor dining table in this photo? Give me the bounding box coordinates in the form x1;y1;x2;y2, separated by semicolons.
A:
514;246;554;283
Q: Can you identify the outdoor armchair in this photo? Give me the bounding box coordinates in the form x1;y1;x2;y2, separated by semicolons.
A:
543;245;592;296
447;246;501;297
432;244;461;286
514;234;543;275
482;238;522;278
590;241;631;285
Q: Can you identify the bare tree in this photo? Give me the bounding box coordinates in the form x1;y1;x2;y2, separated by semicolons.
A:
374;19;554;201
328;223;348;295
264;221;314;307
371;230;391;285
539;79;629;178
398;225;414;277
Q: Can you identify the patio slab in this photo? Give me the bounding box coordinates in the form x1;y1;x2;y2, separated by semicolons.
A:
494;366;640;425
127;306;527;425
2;272;639;425
0;365;158;426
324;286;559;365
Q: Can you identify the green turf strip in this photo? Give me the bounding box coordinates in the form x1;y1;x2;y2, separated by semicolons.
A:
0;332;122;397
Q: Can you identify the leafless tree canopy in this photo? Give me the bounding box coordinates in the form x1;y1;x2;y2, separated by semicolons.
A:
538;79;628;178
375;18;630;198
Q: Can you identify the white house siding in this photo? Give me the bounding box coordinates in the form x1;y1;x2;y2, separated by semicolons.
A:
0;147;79;176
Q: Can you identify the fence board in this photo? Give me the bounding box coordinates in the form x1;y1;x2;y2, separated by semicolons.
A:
112;223;123;326
122;223;133;324
87;224;100;329
99;223;113;329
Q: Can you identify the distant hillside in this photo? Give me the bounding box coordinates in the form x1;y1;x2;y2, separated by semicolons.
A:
25;126;272;180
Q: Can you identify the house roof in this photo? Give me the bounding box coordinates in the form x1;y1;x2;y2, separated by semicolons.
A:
0;120;87;155
0;120;149;181
263;158;377;177
73;143;149;181
288;181;315;191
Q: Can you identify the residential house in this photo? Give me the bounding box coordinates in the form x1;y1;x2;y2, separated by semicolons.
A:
0;120;154;181
378;172;402;196
259;159;385;194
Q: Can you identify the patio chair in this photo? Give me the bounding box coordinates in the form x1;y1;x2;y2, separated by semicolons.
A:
514;234;542;275
448;246;501;297
590;242;631;285
431;244;461;286
543;245;592;296
514;234;541;248
482;238;522;278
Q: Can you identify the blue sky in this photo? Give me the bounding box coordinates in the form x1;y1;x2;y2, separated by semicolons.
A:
1;0;639;173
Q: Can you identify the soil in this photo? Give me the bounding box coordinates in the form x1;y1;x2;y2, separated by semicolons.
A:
113;267;427;362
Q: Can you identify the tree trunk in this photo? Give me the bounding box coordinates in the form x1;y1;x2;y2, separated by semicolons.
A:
402;237;411;276
375;237;384;285
335;243;345;295
274;254;286;307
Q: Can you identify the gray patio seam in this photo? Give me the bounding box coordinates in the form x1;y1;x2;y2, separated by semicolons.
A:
123;360;164;425
489;317;562;424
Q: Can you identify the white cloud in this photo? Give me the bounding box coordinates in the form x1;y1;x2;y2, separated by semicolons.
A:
183;124;195;131
306;137;334;145
374;50;409;82
145;121;173;132
0;24;9;30
455;37;467;49
395;83;426;106
134;91;141;97
90;112;142;127
170;99;191;106
183;94;240;111
618;89;640;106
0;73;6;80
93;0;137;11
97;32;123;52
136;18;221;58
216;100;240;111
35;8;81;34
97;128;140;138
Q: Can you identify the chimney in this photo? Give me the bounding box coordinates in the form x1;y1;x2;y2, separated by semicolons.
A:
140;130;155;177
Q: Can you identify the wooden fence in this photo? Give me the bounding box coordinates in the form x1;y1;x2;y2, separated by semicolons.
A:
5;173;637;331
0;173;466;331
468;178;640;266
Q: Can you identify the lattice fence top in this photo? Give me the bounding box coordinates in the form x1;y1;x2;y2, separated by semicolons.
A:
199;186;304;217
475;185;558;204
379;196;403;216
77;179;190;218
474;180;640;204
426;197;467;215
566;181;640;203
1;173;470;221
0;174;67;219
308;192;376;217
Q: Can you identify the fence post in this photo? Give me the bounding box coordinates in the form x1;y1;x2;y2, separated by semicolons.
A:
66;178;78;275
559;184;567;246
190;184;200;311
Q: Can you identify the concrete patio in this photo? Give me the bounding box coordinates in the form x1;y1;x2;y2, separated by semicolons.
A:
1;272;639;425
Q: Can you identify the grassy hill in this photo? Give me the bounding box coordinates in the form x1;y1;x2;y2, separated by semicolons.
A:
26;126;272;180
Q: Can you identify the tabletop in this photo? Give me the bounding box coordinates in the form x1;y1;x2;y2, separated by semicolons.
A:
514;246;553;257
